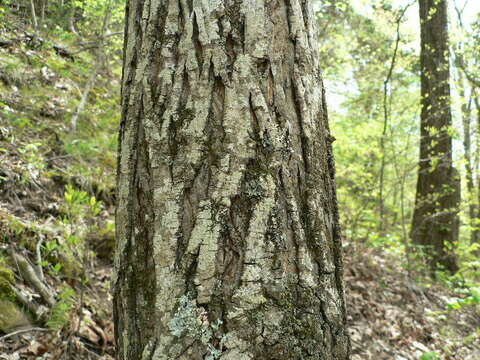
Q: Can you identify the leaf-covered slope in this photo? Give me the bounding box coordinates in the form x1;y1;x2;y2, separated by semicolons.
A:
346;244;480;360
0;4;119;358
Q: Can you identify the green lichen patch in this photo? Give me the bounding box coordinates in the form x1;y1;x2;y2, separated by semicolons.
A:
169;294;226;359
0;265;15;299
251;276;328;359
0;299;32;332
264;205;287;251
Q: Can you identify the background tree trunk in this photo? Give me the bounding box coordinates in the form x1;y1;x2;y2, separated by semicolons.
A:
458;78;480;246
114;0;350;359
474;96;480;248
29;0;38;30
411;0;459;274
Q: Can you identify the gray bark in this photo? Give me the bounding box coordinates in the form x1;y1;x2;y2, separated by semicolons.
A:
29;0;38;30
411;0;459;273
113;1;349;359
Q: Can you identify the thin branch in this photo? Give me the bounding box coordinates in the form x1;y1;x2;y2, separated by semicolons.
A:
453;0;470;26
36;236;45;282
0;328;51;342
29;0;38;31
12;286;49;321
378;0;415;233
71;0;114;131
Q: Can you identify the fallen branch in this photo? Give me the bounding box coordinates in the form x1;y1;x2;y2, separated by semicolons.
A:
71;70;97;130
10;250;56;307
36;236;45;282
0;327;51;342
11;286;49;322
0;39;14;48
53;45;75;62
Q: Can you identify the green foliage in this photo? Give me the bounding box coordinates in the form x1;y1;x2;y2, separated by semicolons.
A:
13;117;34;128
0;0;121;351
47;286;76;329
420;352;439;360
64;184;88;212
0;263;15;299
33;185;103;278
45;185;103;277
18;142;46;183
317;9;480;356
0;58;24;86
72;0;125;31
0;299;31;332
63;184;103;221
62;86;119;190
0;6;6;23
318;1;418;246
446;288;480;311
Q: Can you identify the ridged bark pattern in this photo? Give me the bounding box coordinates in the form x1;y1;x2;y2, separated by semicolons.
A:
411;0;459;273
114;0;349;358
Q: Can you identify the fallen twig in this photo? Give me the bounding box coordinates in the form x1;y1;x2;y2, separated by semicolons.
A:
36;236;45;282
0;327;51;342
11;286;49;322
10;250;56;306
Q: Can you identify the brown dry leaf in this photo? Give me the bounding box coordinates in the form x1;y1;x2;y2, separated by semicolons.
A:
73;311;101;345
104;321;114;345
81;324;101;344
25;340;48;356
349;326;362;343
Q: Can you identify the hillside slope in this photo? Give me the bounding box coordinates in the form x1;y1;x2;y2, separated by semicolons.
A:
0;7;117;359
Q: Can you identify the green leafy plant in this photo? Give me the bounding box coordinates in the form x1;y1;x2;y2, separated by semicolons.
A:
13;117;33;129
420;352;439;360
447;288;480;311
44;240;59;254
63;184;103;220
18;142;47;183
47;285;76;329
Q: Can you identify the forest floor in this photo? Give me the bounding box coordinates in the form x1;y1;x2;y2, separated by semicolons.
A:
345;244;480;360
0;8;479;360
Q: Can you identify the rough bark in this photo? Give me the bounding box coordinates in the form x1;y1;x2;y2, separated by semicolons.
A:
113;1;349;359
411;0;459;273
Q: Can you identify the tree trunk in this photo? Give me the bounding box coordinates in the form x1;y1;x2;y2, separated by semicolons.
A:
458;78;480;246
411;0;459;274
113;0;349;359
29;0;38;30
34;0;45;25
473;96;480;248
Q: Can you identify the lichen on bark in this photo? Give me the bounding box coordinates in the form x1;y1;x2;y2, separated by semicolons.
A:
114;0;350;359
